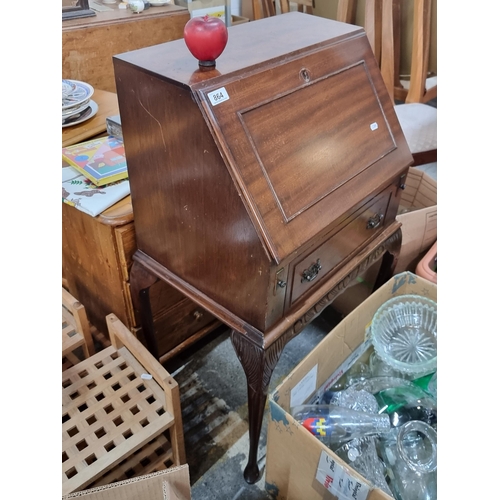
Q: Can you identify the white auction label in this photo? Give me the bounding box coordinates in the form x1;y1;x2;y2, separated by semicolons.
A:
316;450;371;500
208;87;230;106
290;364;318;407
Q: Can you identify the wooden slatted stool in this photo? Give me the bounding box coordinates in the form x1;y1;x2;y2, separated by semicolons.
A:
63;287;95;368
62;314;186;495
86;430;179;488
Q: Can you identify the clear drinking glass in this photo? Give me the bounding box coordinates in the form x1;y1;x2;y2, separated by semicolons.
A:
378;420;437;500
335;437;394;497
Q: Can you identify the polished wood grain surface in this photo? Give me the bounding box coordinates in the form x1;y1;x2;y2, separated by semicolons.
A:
114;12;361;87
115;12;412;483
114;12;411;332
62;4;189;92
62;3;186;28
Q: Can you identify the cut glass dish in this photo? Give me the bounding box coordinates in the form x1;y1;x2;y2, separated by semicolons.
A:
370;295;437;377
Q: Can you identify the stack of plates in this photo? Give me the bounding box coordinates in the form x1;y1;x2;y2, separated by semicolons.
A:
62;79;98;128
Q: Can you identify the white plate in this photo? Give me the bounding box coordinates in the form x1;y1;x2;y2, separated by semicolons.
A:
62;79;77;99
150;0;171;5
62;80;95;110
62;100;99;128
62;99;91;119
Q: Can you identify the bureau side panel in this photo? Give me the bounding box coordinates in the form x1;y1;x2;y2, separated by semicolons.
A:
114;61;274;331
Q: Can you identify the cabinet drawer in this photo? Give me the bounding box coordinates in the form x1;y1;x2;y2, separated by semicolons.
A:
289;187;393;304
152;298;217;357
115;223;137;282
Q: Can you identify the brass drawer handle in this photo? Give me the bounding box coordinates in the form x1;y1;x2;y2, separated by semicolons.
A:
366;213;384;230
301;259;322;283
193;310;203;321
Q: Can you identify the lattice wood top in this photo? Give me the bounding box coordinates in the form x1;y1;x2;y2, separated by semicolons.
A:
89;430;174;488
62;315;183;495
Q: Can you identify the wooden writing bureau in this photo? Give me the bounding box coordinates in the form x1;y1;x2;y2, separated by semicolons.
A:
113;12;413;483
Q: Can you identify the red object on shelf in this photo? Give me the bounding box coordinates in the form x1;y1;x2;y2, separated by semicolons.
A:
415;240;437;283
183;15;228;67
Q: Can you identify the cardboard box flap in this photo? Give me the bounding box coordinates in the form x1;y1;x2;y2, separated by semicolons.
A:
396;168;437;274
399;167;437;211
62;465;191;500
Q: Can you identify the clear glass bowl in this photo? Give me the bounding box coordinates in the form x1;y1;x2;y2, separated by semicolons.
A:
370;295;437;377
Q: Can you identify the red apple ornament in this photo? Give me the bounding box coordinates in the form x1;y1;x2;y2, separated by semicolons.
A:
184;15;228;68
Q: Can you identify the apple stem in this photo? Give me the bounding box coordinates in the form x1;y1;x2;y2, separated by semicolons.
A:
203;15;209;22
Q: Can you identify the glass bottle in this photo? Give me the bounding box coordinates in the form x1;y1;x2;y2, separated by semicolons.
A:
374;383;437;428
291;404;391;447
378;420;437;500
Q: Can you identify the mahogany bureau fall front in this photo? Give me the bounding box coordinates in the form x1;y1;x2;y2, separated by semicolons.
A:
112;12;413;483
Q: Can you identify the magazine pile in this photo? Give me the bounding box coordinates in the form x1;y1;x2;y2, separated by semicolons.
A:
62;136;130;217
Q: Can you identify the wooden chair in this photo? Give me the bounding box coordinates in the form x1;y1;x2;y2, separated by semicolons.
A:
279;0;313;15
63;287;95;367
253;0;356;23
62;314;186;495
252;0;277;19
392;0;436;104
366;0;437;166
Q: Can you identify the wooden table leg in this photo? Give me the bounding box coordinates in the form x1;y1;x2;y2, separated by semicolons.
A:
230;330;287;484
130;259;161;359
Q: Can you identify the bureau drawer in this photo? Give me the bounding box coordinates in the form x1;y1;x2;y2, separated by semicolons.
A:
148;298;217;357
289;188;393;304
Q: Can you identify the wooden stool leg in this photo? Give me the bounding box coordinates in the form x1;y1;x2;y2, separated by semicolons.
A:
130;259;161;359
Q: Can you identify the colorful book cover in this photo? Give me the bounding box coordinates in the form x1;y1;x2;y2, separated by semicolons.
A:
61;136;128;187
62;166;130;217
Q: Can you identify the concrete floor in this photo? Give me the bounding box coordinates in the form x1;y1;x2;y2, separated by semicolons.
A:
163;307;344;499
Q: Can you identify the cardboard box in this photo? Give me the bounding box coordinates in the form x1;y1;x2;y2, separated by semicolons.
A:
265;272;437;500
231;14;250;25
395;167;437;274
175;0;249;25
62;465;191;500
175;0;226;20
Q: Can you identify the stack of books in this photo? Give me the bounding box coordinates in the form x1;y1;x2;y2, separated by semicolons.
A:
62;134;130;217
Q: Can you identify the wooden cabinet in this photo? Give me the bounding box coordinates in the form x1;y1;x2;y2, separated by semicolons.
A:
113;12;413;482
62;3;190;93
62;196;220;361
